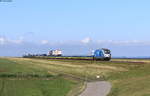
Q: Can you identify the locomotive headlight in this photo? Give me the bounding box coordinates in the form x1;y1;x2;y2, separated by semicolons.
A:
104;54;110;57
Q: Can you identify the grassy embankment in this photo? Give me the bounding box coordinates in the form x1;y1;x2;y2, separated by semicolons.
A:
0;57;150;96
108;59;150;96
0;58;77;96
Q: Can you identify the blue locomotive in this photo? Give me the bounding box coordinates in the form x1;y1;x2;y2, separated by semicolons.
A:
93;48;111;61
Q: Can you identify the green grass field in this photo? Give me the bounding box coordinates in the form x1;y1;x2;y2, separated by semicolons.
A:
0;79;75;96
0;57;150;96
0;58;77;96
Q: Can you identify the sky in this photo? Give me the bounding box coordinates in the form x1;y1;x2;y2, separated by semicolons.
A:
1;0;150;57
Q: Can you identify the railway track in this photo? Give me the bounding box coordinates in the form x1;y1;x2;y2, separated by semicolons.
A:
29;57;147;64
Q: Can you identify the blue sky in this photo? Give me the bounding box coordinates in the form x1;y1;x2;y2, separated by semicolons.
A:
0;0;150;57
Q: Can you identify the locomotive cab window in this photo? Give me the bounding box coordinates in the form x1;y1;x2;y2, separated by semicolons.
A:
104;50;110;54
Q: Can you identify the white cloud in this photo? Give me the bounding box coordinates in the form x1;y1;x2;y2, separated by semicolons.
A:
10;36;24;44
81;37;91;44
0;36;24;45
0;37;6;45
97;40;150;46
41;40;49;44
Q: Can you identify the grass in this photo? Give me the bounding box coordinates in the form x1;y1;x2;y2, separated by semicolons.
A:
0;57;150;96
107;59;150;96
0;58;77;96
5;58;125;80
0;78;75;96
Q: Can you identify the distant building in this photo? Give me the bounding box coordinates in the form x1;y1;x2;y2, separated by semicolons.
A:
48;50;62;56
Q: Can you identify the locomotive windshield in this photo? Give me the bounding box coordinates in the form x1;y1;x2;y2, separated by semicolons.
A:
103;49;110;54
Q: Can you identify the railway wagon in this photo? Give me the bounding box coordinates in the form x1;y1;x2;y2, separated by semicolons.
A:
48;50;62;56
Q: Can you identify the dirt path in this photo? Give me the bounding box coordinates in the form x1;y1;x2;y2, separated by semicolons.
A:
79;81;111;96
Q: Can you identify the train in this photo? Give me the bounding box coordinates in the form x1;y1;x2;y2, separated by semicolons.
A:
23;48;111;61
